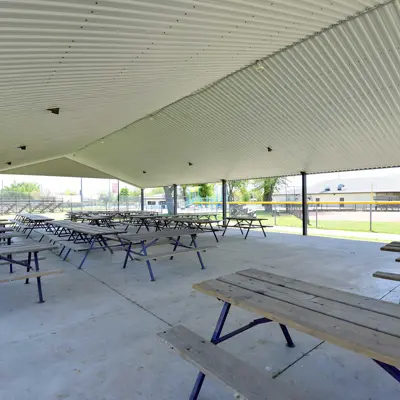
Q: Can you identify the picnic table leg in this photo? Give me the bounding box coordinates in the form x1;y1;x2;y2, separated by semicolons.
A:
244;220;253;239
259;220;267;237
192;236;205;270
190;302;231;400
279;324;295;348
78;237;96;269
169;236;181;260
33;251;45;303
122;242;133;268
141;240;155;281
222;221;228;237
8;253;13;273
373;360;400;383
25;252;32;284
209;222;219;242
237;221;244;235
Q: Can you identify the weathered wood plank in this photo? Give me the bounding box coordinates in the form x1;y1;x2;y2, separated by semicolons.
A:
237;269;400;319
373;271;400;282
0;269;63;283
158;325;295;400
135;246;216;261
193;279;400;367
0;243;58;256
219;273;400;339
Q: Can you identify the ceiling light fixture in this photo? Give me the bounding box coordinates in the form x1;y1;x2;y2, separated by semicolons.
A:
143;170;147;174
255;60;264;71
188;162;193;166
6;161;12;165
267;147;273;152
47;107;60;115
18;145;27;150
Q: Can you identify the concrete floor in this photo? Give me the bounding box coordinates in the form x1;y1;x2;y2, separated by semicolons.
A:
1;229;400;400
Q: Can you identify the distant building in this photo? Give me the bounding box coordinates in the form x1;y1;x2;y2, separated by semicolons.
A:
273;176;400;209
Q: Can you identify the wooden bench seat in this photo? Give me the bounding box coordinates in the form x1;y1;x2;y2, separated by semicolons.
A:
1;268;63;303
58;241;92;251
134;245;216;262
373;271;400;281
0;256;45;266
158;325;295;400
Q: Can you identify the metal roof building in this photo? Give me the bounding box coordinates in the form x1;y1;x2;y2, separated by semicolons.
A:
1;0;399;187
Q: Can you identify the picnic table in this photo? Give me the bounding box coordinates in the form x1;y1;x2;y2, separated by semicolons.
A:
12;213;54;238
118;229;216;281
0;231;26;245
0;242;60;303
172;213;219;220
168;218;221;242
46;221;126;268
80;214;114;227
160;268;400;399
222;216;271;239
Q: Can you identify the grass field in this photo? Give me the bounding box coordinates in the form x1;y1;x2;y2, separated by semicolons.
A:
255;211;400;234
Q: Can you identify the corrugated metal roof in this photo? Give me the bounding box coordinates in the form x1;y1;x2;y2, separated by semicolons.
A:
0;0;394;186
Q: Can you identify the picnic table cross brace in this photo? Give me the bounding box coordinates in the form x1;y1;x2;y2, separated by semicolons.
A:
189;300;295;399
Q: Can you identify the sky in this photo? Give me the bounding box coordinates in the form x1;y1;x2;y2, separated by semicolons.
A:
1;167;400;198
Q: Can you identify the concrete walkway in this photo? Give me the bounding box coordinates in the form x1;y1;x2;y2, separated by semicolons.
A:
1;229;400;399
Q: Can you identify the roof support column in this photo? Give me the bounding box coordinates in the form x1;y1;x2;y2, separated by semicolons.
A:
301;171;308;236
117;180;120;211
140;189;144;211
221;179;227;225
173;184;178;215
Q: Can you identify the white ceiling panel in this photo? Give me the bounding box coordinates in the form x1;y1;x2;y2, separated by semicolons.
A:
71;0;400;187
0;0;393;186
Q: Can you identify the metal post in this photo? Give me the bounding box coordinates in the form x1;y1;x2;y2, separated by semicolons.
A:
221;179;227;225
173;184;178;215
316;202;318;228
301;171;308;236
369;203;372;232
116;180;120;211
140;189;144;211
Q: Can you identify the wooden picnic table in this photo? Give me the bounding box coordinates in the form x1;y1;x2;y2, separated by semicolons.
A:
13;213;54;238
222;216;271;239
0;242;58;302
168;218;221;242
174;268;400;398
80;214;114;227
0;231;26;245
0;227;14;233
46;220;126;268
118;229;216;281
172;213;219;220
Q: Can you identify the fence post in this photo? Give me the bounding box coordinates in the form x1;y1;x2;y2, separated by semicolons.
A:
274;204;277;226
316;203;318;228
369;203;372;232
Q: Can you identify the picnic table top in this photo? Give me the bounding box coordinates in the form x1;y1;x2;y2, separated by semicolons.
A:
0;231;26;239
0;243;58;255
0;227;14;232
226;216;268;221
119;228;204;242
172;213;218;217
49;221;125;235
193;268;400;368
169;218;221;224
82;215;113;220
19;213;54;221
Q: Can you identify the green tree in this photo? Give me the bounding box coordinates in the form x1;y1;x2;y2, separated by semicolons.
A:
64;189;77;195
2;181;40;193
198;183;214;199
2;181;41;199
120;187;129;197
252;177;286;211
227;180;246;201
163;186;174;214
130;188;141;197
